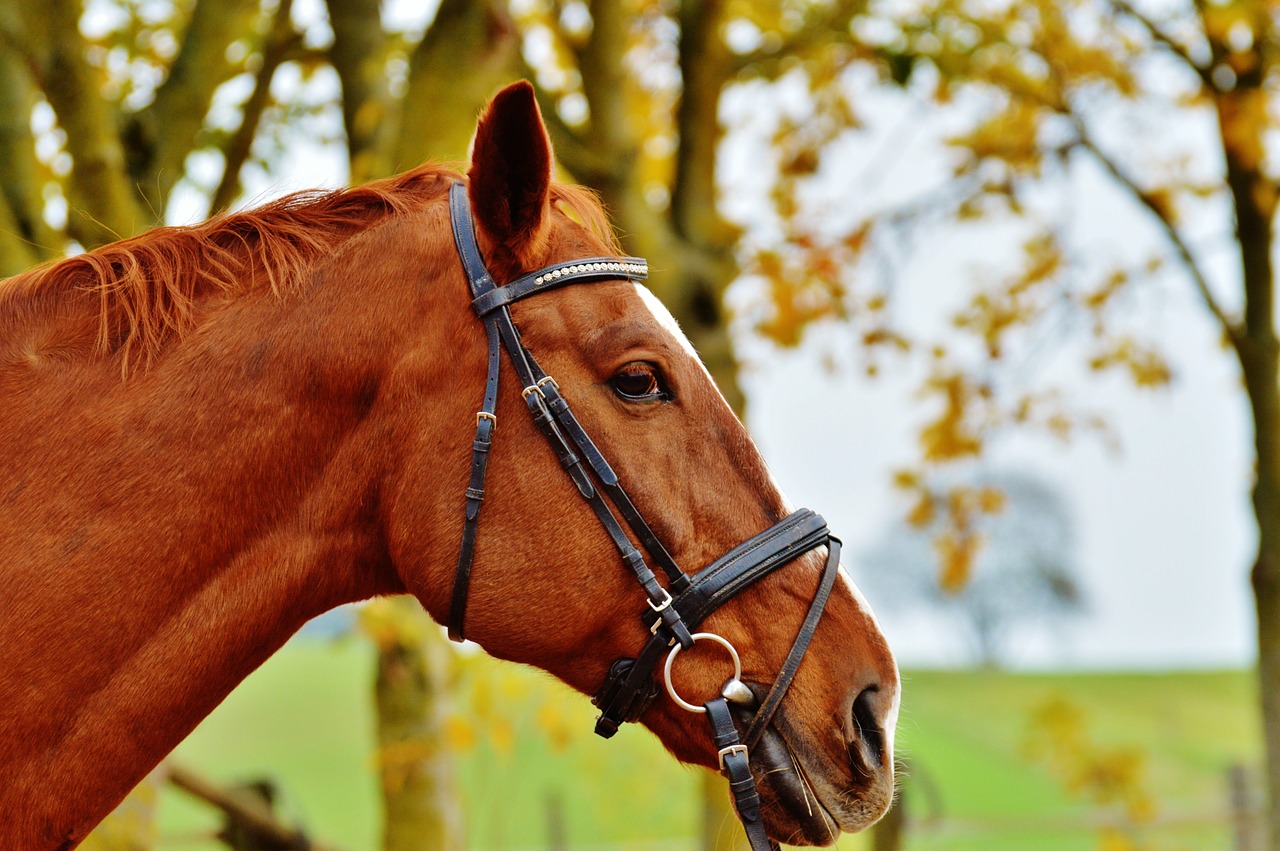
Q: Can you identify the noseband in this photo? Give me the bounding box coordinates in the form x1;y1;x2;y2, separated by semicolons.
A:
447;182;842;850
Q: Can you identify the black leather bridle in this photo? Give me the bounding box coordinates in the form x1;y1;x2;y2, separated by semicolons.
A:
446;182;843;849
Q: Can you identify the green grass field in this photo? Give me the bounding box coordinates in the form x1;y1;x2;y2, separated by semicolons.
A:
149;640;1264;850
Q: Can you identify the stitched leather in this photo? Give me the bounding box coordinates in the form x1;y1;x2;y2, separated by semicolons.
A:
471;256;648;316
445;182;691;644
591;510;834;736
744;537;842;750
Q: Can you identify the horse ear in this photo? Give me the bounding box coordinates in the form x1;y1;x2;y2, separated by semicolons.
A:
467;81;553;262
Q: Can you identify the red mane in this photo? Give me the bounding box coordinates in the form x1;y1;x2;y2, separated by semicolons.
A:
0;165;455;373
0;165;619;377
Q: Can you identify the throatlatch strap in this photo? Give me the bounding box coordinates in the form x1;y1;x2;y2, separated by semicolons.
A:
707;698;779;851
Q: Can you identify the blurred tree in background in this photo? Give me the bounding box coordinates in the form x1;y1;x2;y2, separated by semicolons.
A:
859;470;1084;668
737;0;1279;843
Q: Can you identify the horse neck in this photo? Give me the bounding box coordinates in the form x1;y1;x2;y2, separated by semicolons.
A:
0;213;472;844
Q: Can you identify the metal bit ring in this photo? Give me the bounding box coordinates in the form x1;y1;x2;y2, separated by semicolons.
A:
663;632;743;714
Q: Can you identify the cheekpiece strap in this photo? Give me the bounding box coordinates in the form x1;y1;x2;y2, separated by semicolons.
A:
449;182;495;299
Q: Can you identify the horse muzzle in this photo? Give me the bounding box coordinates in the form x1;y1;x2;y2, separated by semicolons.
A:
741;682;898;846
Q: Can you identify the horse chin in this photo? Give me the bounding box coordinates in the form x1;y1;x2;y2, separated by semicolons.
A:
746;712;895;847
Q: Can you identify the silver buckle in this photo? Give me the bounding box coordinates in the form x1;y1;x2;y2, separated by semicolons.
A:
647;588;673;613
718;743;749;770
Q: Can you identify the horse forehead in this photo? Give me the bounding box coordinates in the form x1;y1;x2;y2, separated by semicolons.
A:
631;284;699;360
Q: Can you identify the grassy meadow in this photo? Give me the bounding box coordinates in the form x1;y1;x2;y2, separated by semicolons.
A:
151;640;1263;850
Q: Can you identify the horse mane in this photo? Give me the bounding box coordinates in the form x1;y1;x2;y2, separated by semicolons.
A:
1;163;619;375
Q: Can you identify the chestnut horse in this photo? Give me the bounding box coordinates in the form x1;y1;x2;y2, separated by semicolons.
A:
0;82;898;849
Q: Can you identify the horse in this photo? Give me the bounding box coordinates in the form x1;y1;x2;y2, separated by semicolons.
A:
0;81;899;849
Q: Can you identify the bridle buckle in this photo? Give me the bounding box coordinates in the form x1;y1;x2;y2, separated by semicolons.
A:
476;411;497;428
647;587;673;613
718;743;749;770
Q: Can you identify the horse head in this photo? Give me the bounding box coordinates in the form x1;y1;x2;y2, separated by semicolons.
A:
385;82;899;845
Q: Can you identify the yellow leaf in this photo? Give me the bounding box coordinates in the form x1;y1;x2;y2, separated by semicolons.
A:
977;486;1006;514
444;717;476;752
934;530;980;592
907;493;936;529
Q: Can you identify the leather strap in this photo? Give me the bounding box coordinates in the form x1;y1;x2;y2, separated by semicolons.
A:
744;537;842;749
445;317;501;641
471;256;647;316
707;698;778;851
445;182;692;644
592;510;831;737
444;180;843;851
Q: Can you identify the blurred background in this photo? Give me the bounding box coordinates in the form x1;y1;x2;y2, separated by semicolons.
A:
3;0;1276;848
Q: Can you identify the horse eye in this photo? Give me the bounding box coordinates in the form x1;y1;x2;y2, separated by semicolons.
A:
611;363;667;401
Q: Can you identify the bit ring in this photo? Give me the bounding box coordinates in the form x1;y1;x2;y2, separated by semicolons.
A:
663;632;742;714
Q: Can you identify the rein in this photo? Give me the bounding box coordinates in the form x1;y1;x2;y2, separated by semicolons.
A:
446;182;841;849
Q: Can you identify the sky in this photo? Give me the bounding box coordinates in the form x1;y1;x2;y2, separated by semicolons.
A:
159;7;1265;672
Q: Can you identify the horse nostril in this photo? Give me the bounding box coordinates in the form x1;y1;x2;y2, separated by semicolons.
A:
851;686;885;770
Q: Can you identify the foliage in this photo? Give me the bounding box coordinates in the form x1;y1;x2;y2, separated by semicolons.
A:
730;0;1280;841
1024;697;1158;850
859;469;1084;667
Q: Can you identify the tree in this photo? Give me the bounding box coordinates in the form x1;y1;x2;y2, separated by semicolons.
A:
734;0;1279;844
859;470;1084;668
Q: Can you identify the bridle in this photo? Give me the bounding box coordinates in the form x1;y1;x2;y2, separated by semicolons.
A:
446;182;843;850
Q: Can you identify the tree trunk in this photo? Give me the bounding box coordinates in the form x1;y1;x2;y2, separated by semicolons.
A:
1212;42;1280;847
1241;331;1280;851
370;596;463;851
1240;319;1280;851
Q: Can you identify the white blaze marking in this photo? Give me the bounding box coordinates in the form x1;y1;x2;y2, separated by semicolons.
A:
633;283;700;359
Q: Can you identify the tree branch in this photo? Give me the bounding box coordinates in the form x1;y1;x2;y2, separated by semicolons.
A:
393;0;521;168
209;0;299;214
131;0;261;212
17;0;146;244
1107;0;1215;91
1071;117;1239;341
325;0;394;182
575;0;632;162
671;0;736;250
166;762;344;851
511;54;617;186
730;0;860;75
0;45;58;264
